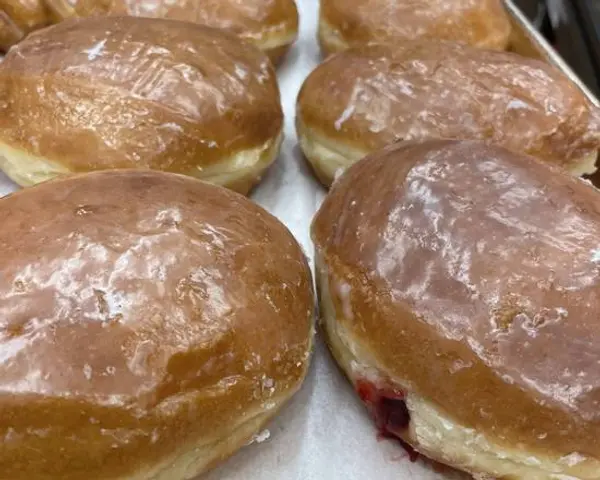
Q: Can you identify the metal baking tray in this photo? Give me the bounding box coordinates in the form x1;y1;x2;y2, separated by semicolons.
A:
0;1;596;479
511;0;547;28
548;0;600;100
505;0;599;107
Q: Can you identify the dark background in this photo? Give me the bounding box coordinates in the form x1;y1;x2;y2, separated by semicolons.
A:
515;0;600;98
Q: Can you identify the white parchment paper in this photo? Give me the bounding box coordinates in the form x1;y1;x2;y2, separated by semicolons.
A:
211;2;461;479
0;2;463;478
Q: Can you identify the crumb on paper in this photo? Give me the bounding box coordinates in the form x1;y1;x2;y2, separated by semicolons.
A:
247;429;271;446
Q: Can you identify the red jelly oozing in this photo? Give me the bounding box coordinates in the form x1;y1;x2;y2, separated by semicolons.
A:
356;379;419;462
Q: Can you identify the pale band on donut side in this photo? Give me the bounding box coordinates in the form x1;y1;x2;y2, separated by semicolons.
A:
296;41;600;187
0;16;284;195
318;0;512;56
0;169;314;480
312;139;600;480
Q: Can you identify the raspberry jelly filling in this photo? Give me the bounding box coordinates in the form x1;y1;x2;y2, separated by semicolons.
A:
356;379;418;461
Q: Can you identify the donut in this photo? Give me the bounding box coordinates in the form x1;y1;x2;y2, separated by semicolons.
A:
0;16;283;194
0;0;299;62
318;0;511;56
312;138;600;479
0;169;314;479
297;41;600;186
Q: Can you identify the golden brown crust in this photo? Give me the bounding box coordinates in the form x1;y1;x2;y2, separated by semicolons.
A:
318;0;511;55
71;0;299;61
297;42;600;185
0;16;283;192
0;0;299;57
312;139;600;468
318;261;600;478
0;169;314;480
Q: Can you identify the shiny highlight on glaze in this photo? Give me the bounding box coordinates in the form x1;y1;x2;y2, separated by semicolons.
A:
0;170;314;479
312;139;600;478
297;42;600;186
0;16;283;193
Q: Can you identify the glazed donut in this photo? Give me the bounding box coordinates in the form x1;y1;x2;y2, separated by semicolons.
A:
0;169;314;480
0;16;283;195
297;41;600;186
0;0;299;62
318;0;512;56
312;139;600;480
